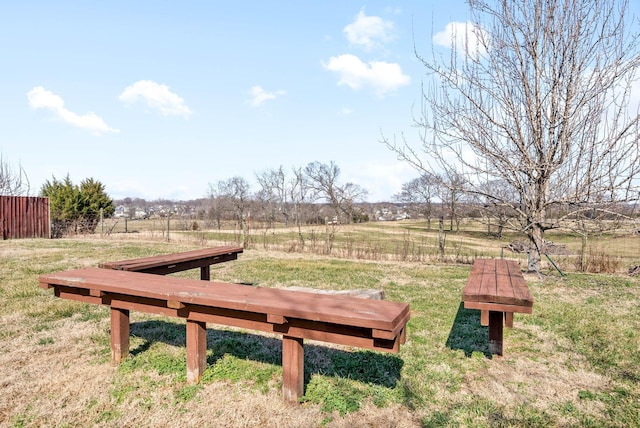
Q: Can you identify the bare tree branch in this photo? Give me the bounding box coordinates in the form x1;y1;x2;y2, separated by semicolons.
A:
0;154;30;196
383;0;640;270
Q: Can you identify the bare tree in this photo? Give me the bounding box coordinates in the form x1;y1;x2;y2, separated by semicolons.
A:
206;183;224;230
435;171;467;232
384;0;640;271
474;179;520;238
256;166;289;227
395;173;438;229
0;154;30;196
290;166;311;247
213;176;252;247
304;161;368;224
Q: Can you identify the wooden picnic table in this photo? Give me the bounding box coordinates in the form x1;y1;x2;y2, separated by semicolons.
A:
99;246;243;280
462;258;533;355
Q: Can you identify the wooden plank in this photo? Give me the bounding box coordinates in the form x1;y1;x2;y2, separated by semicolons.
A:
495;259;516;304
462;259;533;308
372;310;410;340
90;289;105;297
267;313;287;324
479;259;497;303
0;196;50;239
464;300;533;314
480;310;489;326
200;266;210;281
40;271;409;354
462;259;484;300
39;268;409;333
186;320;207;384
167;300;185;309
110;308;130;363
99;246;243;272
505;312;514;328
506;261;533;304
488;310;504;355
282;336;304;402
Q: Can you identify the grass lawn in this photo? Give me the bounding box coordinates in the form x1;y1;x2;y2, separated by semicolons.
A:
1;235;639;427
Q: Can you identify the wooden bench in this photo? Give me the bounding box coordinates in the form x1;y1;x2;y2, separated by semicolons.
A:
99;246;243;280
39;268;410;402
462;259;533;355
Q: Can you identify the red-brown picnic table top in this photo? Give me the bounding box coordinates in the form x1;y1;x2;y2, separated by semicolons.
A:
462;259;533;308
98;246;243;272
39;267;410;335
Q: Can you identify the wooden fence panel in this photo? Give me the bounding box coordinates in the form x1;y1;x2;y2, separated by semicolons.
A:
0;196;50;239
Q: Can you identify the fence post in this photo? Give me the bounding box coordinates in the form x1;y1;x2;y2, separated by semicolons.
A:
100;208;104;238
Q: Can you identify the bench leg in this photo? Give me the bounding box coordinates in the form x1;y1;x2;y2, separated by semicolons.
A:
186;320;207;384
282;336;304;403
200;266;210;281
480;310;489;326
505;312;514;328
488;311;504;356
110;307;130;364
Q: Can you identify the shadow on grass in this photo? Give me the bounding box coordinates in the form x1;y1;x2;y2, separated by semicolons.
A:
129;320;404;389
445;303;492;358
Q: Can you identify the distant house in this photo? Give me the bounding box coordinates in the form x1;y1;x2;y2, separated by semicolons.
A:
114;205;128;218
134;208;149;219
376;207;410;221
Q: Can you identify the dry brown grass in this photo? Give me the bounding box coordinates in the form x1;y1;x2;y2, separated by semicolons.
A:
0;310;423;427
1;232;638;427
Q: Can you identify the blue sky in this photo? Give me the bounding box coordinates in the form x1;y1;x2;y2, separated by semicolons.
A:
2;1;475;202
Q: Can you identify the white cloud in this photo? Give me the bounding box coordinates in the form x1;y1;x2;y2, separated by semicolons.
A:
27;86;119;135
119;80;191;117
433;21;488;57
344;160;417;202
248;85;286;107
344;9;394;51
323;54;410;97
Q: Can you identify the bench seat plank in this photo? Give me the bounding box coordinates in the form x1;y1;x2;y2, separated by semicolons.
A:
40;268;408;334
98;246;243;276
462;259;533;307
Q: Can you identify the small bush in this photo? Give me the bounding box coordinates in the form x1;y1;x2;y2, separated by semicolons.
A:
576;246;621;273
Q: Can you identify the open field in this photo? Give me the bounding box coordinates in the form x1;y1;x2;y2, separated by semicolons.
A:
100;218;640;272
1;225;639;427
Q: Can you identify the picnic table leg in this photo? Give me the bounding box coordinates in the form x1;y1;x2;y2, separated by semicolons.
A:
200;266;210;281
488;311;504;355
186;320;207;384
282;336;304;403
110;307;130;364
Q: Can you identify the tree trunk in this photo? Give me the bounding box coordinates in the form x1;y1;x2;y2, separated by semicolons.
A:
527;224;544;272
438;216;445;259
581;234;588;272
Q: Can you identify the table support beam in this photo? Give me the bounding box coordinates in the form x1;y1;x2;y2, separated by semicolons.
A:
110;307;130;364
186;320;207;384
488;311;504;356
282;336;304;402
